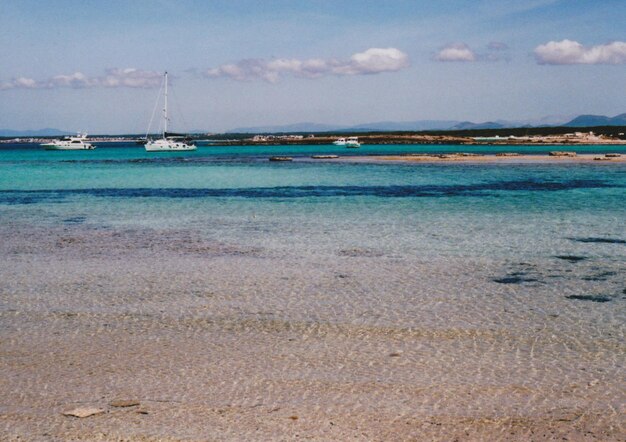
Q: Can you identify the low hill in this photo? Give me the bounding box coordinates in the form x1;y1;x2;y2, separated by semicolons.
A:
564;113;626;127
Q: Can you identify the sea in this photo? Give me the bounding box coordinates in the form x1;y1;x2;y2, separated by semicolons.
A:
0;141;624;439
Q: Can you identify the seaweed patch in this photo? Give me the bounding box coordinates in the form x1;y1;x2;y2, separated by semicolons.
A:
582;271;617;281
0;178;619;204
493;276;540;284
565;295;612;303
568;237;626;244
554;255;587;262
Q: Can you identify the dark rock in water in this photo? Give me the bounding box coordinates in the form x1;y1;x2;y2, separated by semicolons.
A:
549;151;576;157
554;255;587;262
493;276;539;284
269;156;293;162
566;295;612;303
568;237;626;244
582;271;617;281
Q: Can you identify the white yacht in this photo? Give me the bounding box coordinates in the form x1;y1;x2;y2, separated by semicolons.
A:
332;137;346;146
145;72;196;152
41;133;94;150
345;137;361;148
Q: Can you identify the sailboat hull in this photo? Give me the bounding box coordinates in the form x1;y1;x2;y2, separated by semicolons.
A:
145;139;197;152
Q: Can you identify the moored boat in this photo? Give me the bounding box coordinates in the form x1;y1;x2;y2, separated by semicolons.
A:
41;133;95;150
345;137;361;148
145;72;196;152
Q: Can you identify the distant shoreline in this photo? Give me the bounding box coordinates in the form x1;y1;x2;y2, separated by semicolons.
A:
2;124;625;146
3;137;626;146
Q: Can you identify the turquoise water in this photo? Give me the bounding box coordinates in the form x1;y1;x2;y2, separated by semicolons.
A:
1;142;624;293
0;143;624;314
1;143;625;437
1;144;625;261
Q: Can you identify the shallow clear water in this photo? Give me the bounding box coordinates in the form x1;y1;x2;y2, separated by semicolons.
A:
0;143;624;439
1;143;625;249
1;143;624;310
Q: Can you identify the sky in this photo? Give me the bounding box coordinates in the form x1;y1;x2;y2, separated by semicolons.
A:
1;0;625;133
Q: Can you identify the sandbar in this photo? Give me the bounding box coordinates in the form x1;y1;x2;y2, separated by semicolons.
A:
340;153;626;164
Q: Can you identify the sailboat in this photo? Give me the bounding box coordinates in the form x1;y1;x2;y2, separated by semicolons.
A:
145;72;196;152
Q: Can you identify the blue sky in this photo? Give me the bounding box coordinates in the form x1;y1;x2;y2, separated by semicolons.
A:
1;0;625;133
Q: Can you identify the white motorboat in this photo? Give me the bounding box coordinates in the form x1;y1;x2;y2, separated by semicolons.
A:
41;133;94;150
145;72;196;152
345;137;361;148
333;138;346;146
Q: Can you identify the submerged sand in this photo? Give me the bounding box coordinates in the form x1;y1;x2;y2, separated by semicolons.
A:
3;310;623;441
1;220;624;441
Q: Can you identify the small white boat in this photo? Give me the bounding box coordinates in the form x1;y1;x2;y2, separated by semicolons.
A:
333;138;346;146
41;133;94;150
145;72;196;152
345;137;360;148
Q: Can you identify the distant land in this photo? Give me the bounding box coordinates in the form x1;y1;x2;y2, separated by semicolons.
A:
563;113;626;127
228;113;624;133
228;120;465;133
2;113;624;137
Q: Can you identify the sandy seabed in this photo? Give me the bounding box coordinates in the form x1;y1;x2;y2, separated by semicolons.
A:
0;208;624;441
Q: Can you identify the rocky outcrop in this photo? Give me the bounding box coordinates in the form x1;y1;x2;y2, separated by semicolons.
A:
549;151;577;157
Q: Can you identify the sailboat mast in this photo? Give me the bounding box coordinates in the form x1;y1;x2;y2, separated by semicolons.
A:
163;71;168;135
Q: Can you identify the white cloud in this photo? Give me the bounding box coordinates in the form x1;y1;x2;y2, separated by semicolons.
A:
204;47;409;82
433;44;477;62
342;47;410;74
0;68;162;91
99;68;162;88
434;42;511;62
534;40;626;65
50;72;95;88
0;77;39;90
